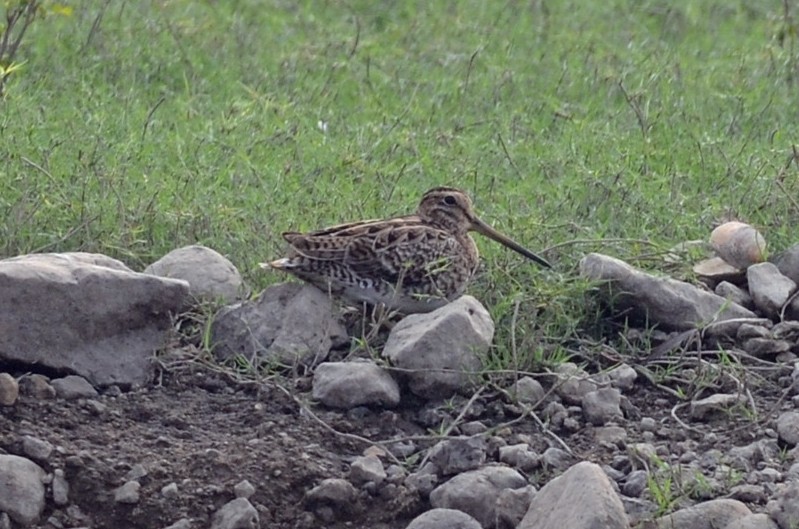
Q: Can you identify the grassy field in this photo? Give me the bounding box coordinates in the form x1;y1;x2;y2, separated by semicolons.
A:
2;0;799;363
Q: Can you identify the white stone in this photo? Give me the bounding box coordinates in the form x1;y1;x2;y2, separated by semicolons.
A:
312;361;400;409
0;455;46;526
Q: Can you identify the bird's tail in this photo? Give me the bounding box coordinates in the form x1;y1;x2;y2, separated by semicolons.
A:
259;258;291;270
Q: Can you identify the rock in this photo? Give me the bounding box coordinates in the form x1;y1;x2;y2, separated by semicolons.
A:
690;393;746;420
553;363;599;404
747;263;797;318
716;281;755;309
773;243;799;284
582;387;623;425
349;455;386;486
541;447;573;471
0;455;46;526
510;376;546;405
210;497;259;529
774;321;799;340
312;361;400;409
653;498;751;529
405;469;439;497
580;253;756;330
305;478;357;517
768;480;799;529
233;480;255;499
114;480;141;504
0;373;18;406
125;463;148;481
17;375;55;400
743;337;792;357
737;323;773;340
429;465;527;528
519;461;627;529
428;437;487;476
144;245;244;304
607;364;637;390
498;444;541;472
405;508;482;529
724;513;779;529
729;484;767;503
211;283;347;365
51;375;99;399
163;519;193;529
777;411;799;446
496;485;536;528
382;296;493;399
161;482;180;499
622;470;648;497
21;436;53;461
694;257;745;286
710;222;766;269
595;426;627;446
52;469;69;506
0;252;188;387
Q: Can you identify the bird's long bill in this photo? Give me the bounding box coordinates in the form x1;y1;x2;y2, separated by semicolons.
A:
472;217;552;268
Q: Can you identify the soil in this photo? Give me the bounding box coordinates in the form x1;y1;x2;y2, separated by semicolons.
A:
0;336;791;529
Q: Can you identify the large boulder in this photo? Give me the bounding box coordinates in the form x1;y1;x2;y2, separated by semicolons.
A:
0;253;188;387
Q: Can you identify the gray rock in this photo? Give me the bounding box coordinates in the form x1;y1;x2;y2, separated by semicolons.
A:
161;482;179;499
622;470;648;497
305;478;357;515
777;411;799;446
542;447;573;471
233;480;255;499
349;455;386;485
114;480;141;504
21;436;53;461
748;263;797;318
429;466;527;528
607;364;637;390
498;444;541;472
210;497;259;529
768;480;799;529
52;469;69;506
729;484;767;503
716;281;755;310
0;252;188;387
743;337;792;357
519;461;627;529
429;437;487;476
163;519;193;529
211;282;347;365
595;425;628;446
737;323;772;340
312;361;400;409
125;463;148;481
0;455;46;526
773;243;799;284
496;485;536;528
579;253;755;330
382;296;493;399
405;470;439;497
690;393;746;420
0;373;18;406
51;375;98;399
582;387;623;425
773;321;799;340
724;513;779;529
654;498;751;529
510;376;546;405
405;508;482;529
144;245;244;304
17;375;55;400
553;363;600;404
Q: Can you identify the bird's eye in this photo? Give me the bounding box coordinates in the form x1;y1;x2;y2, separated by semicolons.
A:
442;195;457;206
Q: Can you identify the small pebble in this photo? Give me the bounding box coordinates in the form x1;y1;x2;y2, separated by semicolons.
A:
161;482;179;499
0;373;19;406
234;479;255;499
114;481;141;504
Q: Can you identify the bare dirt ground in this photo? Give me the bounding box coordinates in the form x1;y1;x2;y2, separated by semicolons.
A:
0;336;790;529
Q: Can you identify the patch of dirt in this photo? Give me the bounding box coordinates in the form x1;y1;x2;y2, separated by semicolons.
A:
0;338;792;529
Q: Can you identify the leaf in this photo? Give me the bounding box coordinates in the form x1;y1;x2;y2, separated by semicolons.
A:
50;3;73;16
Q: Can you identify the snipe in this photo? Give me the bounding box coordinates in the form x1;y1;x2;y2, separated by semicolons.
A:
262;187;551;313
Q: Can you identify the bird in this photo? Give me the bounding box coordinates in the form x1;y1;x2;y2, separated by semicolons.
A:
262;186;551;314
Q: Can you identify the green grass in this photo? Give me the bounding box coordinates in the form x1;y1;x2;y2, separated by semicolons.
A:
3;0;799;359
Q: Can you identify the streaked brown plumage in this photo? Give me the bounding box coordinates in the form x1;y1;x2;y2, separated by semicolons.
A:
262;187;551;313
